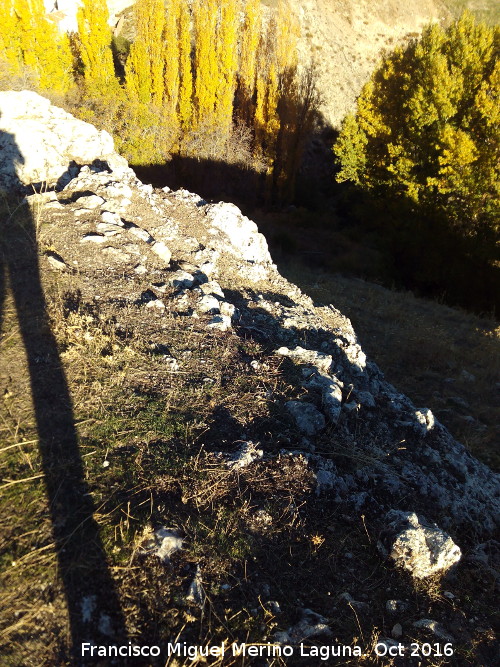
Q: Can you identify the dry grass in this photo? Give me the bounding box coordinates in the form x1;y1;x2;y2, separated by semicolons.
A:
1;196;498;665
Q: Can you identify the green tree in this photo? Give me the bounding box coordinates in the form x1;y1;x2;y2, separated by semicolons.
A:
334;13;499;236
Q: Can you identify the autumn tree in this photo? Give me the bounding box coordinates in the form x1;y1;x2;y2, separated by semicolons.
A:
177;0;193;131
214;0;239;135
238;0;261;124
192;0;219;128
334;12;499;236
0;0;73;92
125;0;166;106
77;0;119;97
0;0;22;73
253;0;306;200
163;0;180;131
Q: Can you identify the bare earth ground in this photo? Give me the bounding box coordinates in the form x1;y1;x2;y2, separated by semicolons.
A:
0;181;498;666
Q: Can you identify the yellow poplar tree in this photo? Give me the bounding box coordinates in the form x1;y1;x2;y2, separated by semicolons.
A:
12;0;72;92
214;0;239;136
177;0;193;131
77;0;119;97
238;0;261;124
0;0;22;73
276;0;300;73
193;0;219;127
163;0;180;130
125;0;166;106
254;14;281;158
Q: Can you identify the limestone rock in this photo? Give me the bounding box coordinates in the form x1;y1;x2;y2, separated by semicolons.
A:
74;194;105;209
391;623;403;639
81;233;105;243
186;565;205;606
412;619;454;642
286;400;326;436
45;250;68;271
0;91;127;191
380;510;461;579
167;270;195;290
140;528;183;564
207;314;232;331
386;600;410;614
205;202;274;278
150;241;171;266
221;442;264;469
275;608;332;644
101;211;124;227
197;294;220;314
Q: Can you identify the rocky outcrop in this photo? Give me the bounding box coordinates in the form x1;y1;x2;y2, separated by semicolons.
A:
378;510;462;579
8;93;500;572
0;91;127;192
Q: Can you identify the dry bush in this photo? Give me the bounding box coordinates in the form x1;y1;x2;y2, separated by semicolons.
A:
0;59;39;92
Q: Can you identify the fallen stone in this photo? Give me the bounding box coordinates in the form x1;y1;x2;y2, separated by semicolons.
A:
96;222;121;236
277;346;333;375
186;565;205;606
167;270;195;290
412;619;454;642
380;510;461;579
207;314;232;331
199;280;224;298
197;294;220;314
275;608;332;644
140;528;183;564
44;200;64;210
391;623;403;639
414;408;435;433
357;391;376;408
45;250;68;271
102;246;130;262
101;210;123;227
221;442;263;469
205;202;272;266
75;194;104;209
306;373;343;422
81;595;96;623
74;209;90;217
162;357;179;372
150;241;171;265
219;301;236;318
286;400;326;436
80;233;106;243
145;299;165;310
128;225;153;243
386;600;410;614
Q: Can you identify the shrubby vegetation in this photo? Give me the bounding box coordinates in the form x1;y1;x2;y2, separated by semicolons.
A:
0;0;319;203
334;12;499;313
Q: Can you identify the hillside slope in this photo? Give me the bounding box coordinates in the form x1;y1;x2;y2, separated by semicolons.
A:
289;0;449;127
1;92;499;666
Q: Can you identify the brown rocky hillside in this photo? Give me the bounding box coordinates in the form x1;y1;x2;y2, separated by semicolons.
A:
1;92;499;667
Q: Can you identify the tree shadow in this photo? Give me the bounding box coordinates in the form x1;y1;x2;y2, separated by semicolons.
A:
0;128;127;661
